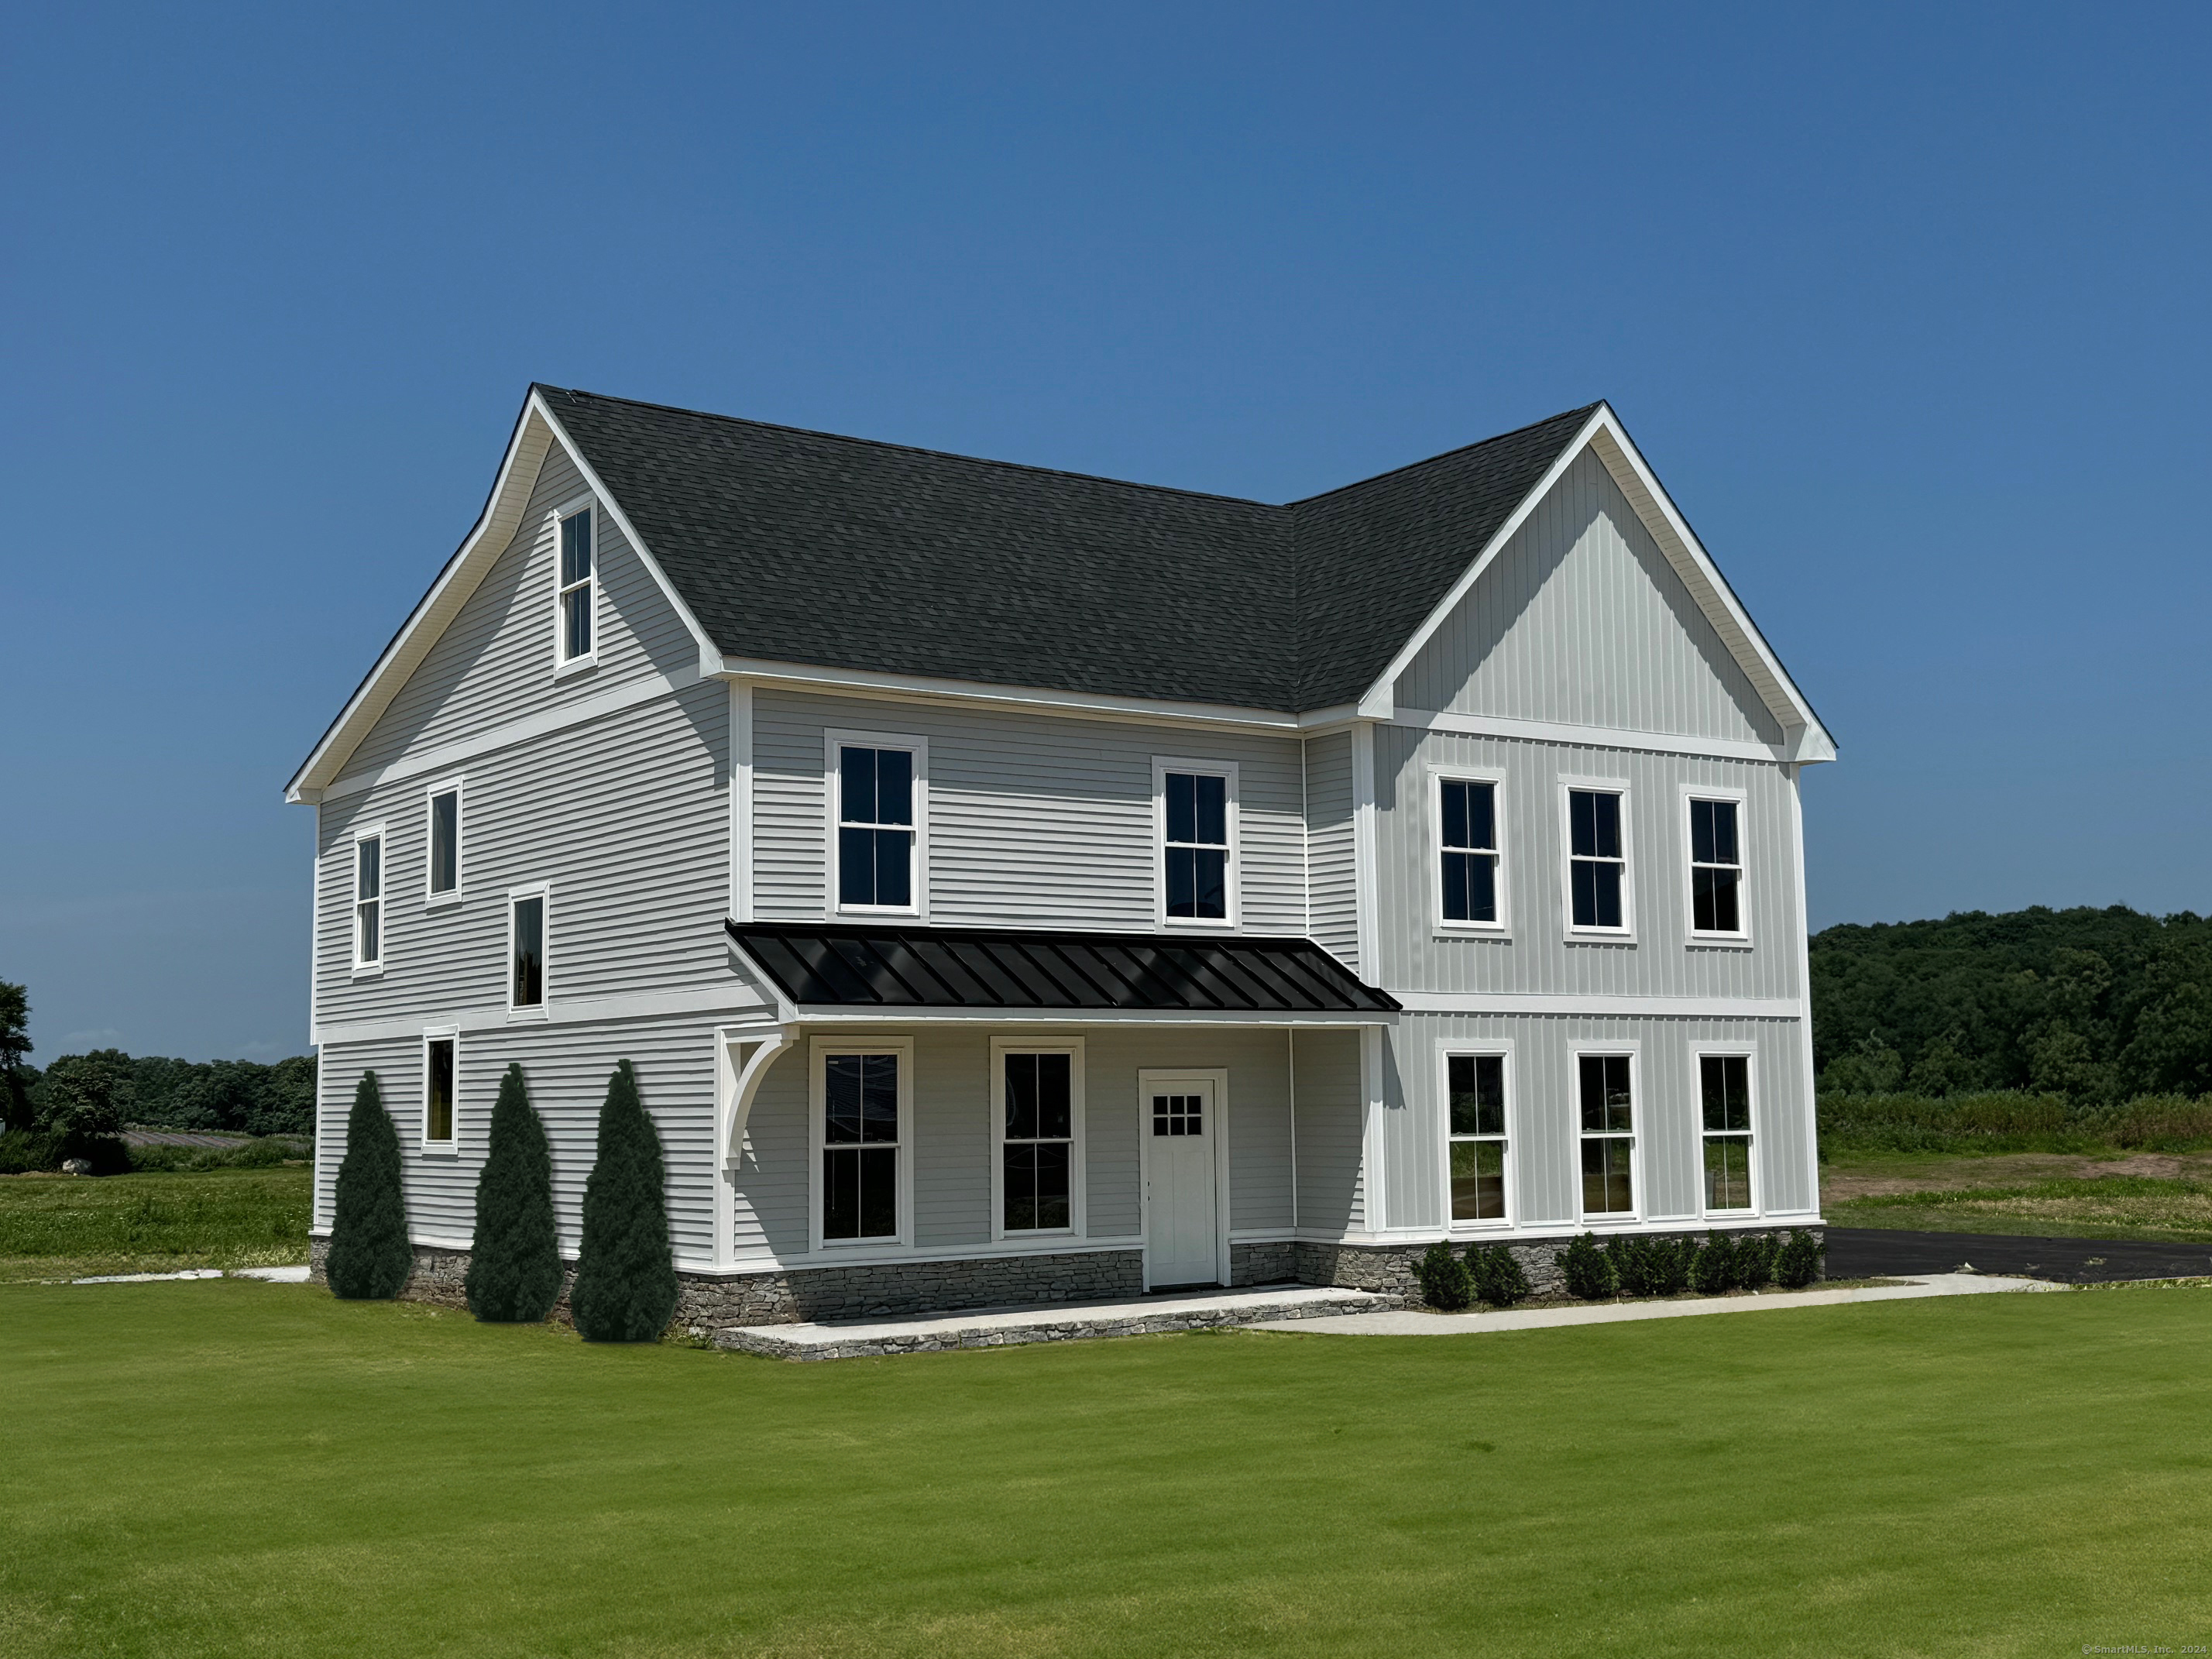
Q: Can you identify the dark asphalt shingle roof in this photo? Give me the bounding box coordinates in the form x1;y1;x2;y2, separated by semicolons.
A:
541;386;1599;714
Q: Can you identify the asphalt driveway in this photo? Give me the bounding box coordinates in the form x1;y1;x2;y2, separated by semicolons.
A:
1826;1226;2212;1283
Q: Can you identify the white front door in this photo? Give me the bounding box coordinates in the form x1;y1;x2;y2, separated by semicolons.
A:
1144;1077;1220;1286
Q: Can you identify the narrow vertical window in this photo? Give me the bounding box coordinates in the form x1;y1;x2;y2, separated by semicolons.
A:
1164;771;1229;921
836;745;915;909
353;835;383;967
1689;799;1743;934
823;1053;899;1239
1002;1053;1073;1232
1440;779;1499;925
1568;789;1626;929
1578;1054;1634;1214
428;788;459;898
1701;1056;1753;1211
424;1036;455;1144
510;894;544;1009
1447;1053;1508;1222
558;507;593;662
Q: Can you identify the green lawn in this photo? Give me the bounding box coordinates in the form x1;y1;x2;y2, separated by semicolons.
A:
0;1166;311;1281
4;1282;2209;1657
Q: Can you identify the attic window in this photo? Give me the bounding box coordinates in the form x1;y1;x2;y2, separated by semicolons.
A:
558;506;594;664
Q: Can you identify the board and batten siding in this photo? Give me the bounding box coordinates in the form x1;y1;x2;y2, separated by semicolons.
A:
750;688;1308;934
314;1014;720;1264
1372;724;1803;1001
1395;447;1785;747
314;678;731;1030
1302;730;1357;971
1370;1012;1813;1235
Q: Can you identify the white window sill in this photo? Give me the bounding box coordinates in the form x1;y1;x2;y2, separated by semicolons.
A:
424;893;464;912
1436;923;1511;939
1688;933;1753;950
1576;1216;1646;1229
815;1236;908;1252
507;1005;549;1022
351;964;385;980
421;1144;459;1159
1160;918;1238;932
998;1228;1079;1242
834;907;922;920
552;654;599;682
1447;1221;1514;1235
1565;931;1637;946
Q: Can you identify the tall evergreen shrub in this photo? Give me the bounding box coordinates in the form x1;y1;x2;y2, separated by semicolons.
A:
465;1064;562;1322
570;1061;679;1342
1736;1233;1778;1289
1556;1232;1616;1300
1413;1240;1474;1310
325;1071;411;1299
1689;1233;1736;1295
1774;1228;1826;1289
1466;1242;1531;1308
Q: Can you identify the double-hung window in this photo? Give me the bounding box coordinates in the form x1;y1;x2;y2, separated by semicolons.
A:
1700;1055;1754;1212
820;1048;904;1242
352;831;383;969
427;782;462;902
423;1033;456;1147
509;889;546;1012
1159;762;1233;924
1578;1053;1636;1216
833;740;920;912
1688;795;1745;937
1566;786;1629;932
998;1048;1078;1234
1446;1052;1509;1224
557;504;594;665
1437;774;1502;928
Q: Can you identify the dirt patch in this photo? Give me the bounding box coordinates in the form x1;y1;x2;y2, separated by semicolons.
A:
1823;1150;2212;1202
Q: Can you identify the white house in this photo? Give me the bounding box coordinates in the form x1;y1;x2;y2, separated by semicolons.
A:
287;386;1836;1318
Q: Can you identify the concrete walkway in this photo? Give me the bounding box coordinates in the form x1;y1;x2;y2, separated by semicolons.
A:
1252;1272;2066;1337
68;1264;310;1285
716;1283;1386;1360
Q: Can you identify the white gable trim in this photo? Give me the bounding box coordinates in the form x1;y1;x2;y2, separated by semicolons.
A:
285;390;724;804
1356;406;1835;764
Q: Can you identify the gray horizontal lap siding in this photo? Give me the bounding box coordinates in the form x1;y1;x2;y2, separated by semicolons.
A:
1292;1027;1364;1235
342;442;702;781
1396;448;1785;747
1375;1012;1813;1235
314;1014;720;1264
314;678;730;1028
751;689;1307;935
1375;726;1803;1000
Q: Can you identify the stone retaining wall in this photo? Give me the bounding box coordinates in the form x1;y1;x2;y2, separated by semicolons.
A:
1297;1227;1826;1307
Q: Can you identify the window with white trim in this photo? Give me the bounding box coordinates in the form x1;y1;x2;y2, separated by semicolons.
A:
1439;777;1500;926
822;1051;901;1240
1700;1055;1754;1212
352;833;383;968
510;891;545;1011
557;505;594;664
1000;1051;1075;1232
1578;1054;1635;1215
1688;798;1743;936
1163;768;1230;922
1446;1053;1508;1223
424;1034;456;1146
1568;788;1627;931
428;785;461;899
834;743;918;911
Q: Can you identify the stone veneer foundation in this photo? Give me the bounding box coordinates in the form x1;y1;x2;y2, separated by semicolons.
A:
308;1223;1822;1328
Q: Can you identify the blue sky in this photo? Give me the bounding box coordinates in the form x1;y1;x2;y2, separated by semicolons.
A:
3;3;2206;1063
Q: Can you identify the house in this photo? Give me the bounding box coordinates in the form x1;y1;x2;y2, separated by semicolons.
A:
287;386;1836;1320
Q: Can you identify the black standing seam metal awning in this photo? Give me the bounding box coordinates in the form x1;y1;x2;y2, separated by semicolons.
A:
724;921;1400;1015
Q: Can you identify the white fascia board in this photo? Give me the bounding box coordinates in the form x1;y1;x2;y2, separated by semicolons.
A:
1392;991;1803;1019
1393;707;1797;765
788;1005;1396;1028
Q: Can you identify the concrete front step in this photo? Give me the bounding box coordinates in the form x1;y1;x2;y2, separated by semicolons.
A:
714;1283;1389;1361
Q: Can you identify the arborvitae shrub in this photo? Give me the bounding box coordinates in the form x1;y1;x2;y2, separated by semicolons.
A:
1736;1233;1778;1289
1689;1233;1736;1295
324;1072;411;1300
1653;1235;1693;1296
1467;1242;1531;1307
1774;1228;1825;1289
465;1064;562;1323
569;1061;680;1342
1413;1239;1474;1310
1607;1235;1692;1297
1556;1232;1616;1300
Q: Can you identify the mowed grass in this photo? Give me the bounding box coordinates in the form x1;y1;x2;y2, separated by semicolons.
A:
4;1283;2209;1657
0;1166;311;1280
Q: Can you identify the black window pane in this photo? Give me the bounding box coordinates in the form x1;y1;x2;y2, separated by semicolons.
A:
1448;1055;1478;1135
875;749;912;826
358;839;381;899
1465;854;1496;923
1166;846;1197;916
1705;1136;1751;1210
1694;866;1739;933
1442;851;1471;921
1701;1056;1727;1131
561;510;591;586
1571;858;1598;928
1033;1142;1070;1228
1195;775;1227;845
1036;1053;1072;1140
858;1147;897;1236
564;587;591;659
1578;1056;1606;1132
1003;1142;1037;1231
860;1054;898;1142
1570;789;1595;857
430;793;458;893
1590;860;1623;928
1583;1139;1633;1214
838;827;877;905
1194;848;1227;918
1441;781;1468;850
1451;1139;1506;1221
1691;799;1715;866
1591;792;1620;859
1605;1056;1633;1132
823;1148;860;1237
1709;801;1737;865
1005;1053;1036;1140
512;897;543;1006
1475;1054;1505;1136
1166;772;1195;845
840;747;877;827
1466;781;1494;850
824;1055;863;1143
874;829;912;908
427;1040;454;1142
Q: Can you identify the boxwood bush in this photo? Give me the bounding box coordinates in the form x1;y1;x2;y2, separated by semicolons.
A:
1465;1242;1531;1308
1774;1228;1825;1288
1413;1239;1474;1310
1555;1232;1617;1300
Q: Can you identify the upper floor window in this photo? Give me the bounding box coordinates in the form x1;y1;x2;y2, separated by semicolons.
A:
1566;786;1628;933
510;890;546;1012
352;832;383;969
1700;1054;1754;1212
1578;1053;1636;1216
1159;762;1234;924
834;740;919;912
1688;795;1744;936
427;783;461;900
1446;1051;1509;1224
1437;775;1502;928
557;505;594;665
